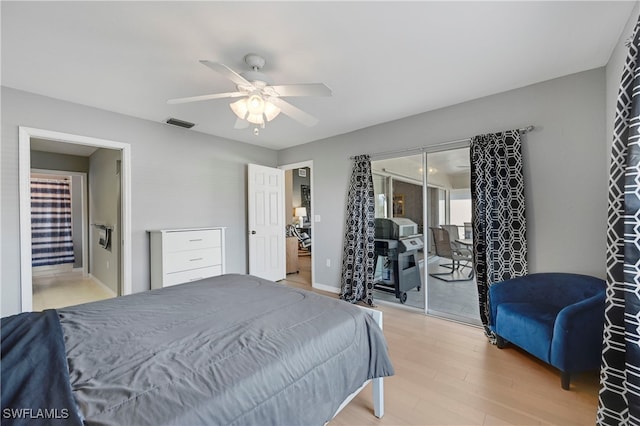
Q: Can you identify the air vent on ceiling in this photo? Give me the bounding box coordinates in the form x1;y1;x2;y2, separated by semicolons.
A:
165;117;195;129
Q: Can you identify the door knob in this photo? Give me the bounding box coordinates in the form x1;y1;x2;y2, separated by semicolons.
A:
251;230;256;235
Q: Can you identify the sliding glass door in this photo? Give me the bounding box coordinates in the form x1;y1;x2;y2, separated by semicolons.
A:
425;147;481;325
370;146;481;326
371;154;425;309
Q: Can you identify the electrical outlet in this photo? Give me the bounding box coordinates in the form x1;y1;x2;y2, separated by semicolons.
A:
326;258;331;267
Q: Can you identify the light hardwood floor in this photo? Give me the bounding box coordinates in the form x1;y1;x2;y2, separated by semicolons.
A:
32;270;116;311
281;275;600;425
284;253;312;287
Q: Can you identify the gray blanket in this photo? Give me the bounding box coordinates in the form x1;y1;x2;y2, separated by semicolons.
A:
58;274;394;425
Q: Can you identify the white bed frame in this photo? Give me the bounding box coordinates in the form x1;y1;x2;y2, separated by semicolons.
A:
331;306;384;420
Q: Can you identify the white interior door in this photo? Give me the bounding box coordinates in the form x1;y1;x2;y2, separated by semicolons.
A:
248;164;285;281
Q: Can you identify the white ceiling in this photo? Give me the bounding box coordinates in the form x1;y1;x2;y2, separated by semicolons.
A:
2;1;634;151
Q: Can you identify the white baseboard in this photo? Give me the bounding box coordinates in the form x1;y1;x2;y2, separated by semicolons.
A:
312;282;340;294
73;266;90;277
88;274;117;297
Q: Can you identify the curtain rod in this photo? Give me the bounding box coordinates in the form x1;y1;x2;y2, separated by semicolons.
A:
350;125;534;160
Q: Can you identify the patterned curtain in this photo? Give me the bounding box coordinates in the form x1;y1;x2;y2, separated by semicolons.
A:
340;155;376;306
31;177;75;267
470;130;528;338
597;16;640;425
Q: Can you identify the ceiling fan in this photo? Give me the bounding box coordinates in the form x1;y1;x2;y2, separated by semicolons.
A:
168;53;332;134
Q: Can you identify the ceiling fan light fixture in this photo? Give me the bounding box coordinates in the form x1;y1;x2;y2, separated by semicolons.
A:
247;94;265;115
230;98;248;119
263;101;281;122
246;112;265;126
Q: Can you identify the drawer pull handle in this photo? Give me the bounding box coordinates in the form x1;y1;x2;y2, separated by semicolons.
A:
190;258;204;262
189;238;203;242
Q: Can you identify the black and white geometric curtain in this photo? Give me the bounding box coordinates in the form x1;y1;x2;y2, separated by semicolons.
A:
31;177;75;267
470;130;528;337
340;155;376;306
597;16;640;425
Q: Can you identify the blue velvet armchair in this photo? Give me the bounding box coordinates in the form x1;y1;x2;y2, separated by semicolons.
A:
488;273;606;390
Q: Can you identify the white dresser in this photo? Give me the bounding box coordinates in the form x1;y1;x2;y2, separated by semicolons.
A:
149;227;226;289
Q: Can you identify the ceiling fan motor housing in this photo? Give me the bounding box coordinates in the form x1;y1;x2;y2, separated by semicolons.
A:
244;53;265;70
241;54;272;86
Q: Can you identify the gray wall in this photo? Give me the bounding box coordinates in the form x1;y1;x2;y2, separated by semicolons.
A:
31;150;90;173
606;3;640;153
278;68;608;290
71;175;83;269
89;148;121;293
1;86;277;316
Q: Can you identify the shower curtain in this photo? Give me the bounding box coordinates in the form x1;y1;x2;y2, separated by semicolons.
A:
31;177;75;267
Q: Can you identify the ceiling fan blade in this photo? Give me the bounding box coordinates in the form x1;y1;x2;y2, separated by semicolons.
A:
200;60;255;89
167;92;246;104
267;97;319;127
234;118;249;129
268;83;332;97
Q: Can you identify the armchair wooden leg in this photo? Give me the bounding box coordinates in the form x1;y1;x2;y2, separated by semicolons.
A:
561;372;570;390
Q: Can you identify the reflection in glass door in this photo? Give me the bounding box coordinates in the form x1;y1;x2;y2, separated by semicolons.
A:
372;173;389;219
425;147;481;326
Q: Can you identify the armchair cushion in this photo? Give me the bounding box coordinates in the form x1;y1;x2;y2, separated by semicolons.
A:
495;302;562;363
489;273;606;388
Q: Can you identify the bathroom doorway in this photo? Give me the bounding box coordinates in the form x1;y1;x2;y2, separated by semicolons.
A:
18;127;132;312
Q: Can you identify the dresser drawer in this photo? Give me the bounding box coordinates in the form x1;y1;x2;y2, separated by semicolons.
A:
149;227;226;289
164;247;222;273
164;229;222;252
164;265;223;287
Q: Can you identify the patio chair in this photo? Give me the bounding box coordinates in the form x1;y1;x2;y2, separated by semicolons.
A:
440;224;467;253
429;227;473;281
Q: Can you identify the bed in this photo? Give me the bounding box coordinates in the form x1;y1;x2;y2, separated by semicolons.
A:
1;274;394;425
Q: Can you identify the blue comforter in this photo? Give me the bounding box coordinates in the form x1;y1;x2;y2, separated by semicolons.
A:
1;309;82;426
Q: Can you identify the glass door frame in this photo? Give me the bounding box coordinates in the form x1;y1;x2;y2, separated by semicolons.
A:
422;140;471;316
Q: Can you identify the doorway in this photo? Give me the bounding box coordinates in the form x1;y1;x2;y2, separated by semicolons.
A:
280;161;314;290
18;127;132;312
